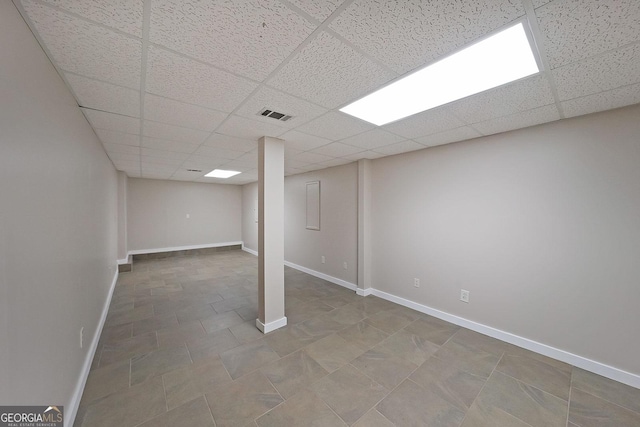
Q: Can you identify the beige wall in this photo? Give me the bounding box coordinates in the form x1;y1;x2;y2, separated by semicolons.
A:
243;162;358;285
127;178;242;252
117;172;128;260
371;104;640;376
0;0;118;410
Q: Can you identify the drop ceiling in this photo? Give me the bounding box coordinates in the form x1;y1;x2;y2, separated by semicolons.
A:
14;0;640;184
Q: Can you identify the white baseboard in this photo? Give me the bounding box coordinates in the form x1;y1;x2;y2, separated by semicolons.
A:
68;267;119;427
371;288;640;389
117;257;129;265
356;288;373;296
241;245;258;256
128;241;242;255
256;316;287;333
284;260;357;292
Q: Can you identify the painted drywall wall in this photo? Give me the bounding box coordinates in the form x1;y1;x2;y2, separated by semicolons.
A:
243;162;358;285
0;0;118;412
117;171;128;261
371;104;640;376
127;178;242;252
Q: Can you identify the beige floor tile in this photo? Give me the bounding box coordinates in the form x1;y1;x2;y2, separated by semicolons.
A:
79;359;130;406
403;316;460;346
221;339;280;379
337;321;389;351
261;350;328;398
449;328;508;357
352;409;395;427
351;347;418;390
364;309;417;334
461;398;532;427
569;387;640;427
187;329;240;362
374;329;440;366
130;344;192;386
156;320;207;349
99;331;158;367
200;310;245;334
230;321;264;343
496;352;571;400
571;367;640;414
311;364;388;425
263;327;307;357
377;379;465;427
206;371;283;427
132;313;178;336
434;339;501;378
305;334;364;373
322;304;367;326
137;396;214;427
256;389;347;427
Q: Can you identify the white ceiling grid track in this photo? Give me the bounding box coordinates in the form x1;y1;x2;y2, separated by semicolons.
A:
13;0;640;184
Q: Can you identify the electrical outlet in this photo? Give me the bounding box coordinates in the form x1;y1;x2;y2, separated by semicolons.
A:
321;256;325;264
460;289;470;303
414;278;420;288
80;327;84;349
343;262;348;270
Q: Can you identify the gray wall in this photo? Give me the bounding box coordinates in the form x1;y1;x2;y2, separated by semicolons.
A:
127;178;242;252
371;104;640;376
243;162;358;285
0;0;118;409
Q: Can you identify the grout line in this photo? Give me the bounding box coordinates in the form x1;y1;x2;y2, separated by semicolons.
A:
204;394;217;427
161;374;168;412
567;369;573;427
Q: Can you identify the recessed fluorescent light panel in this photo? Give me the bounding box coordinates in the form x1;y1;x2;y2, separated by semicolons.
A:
205;169;241;178
340;22;540;126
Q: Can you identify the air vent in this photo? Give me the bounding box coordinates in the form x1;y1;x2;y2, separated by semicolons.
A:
187;169;202;172
258;108;293;122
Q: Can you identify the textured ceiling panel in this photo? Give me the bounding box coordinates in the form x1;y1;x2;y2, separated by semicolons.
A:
552;43;640;101
141;155;185;167
143;121;209;145
448;75;555;124
561;83;640;119
309;142;364;157
149;0;316;81
373;140;426;156
96;129;140;146
382;106;465;139
81;108;140;134
236;86;327;128
289;151;334;165
318;157;353;168
279;130;333;152
340;129;405;150
108;152;140;163
473;104;560;136
39;0;143;37
66;74;140;118
532;0;552;8
537;0;640;69
202;134;258;153
146;46;258;112
182;155;226;170
102;143;140;155
141;137;200;154
330;0;524;74
194;146;246;161
295;112;374;141
140;148;190;161
287;0;345;21
22;0;141;89
269;31;396;108
344;150;385;160
144;94;228;131
216;115;288;141
415;126;482;147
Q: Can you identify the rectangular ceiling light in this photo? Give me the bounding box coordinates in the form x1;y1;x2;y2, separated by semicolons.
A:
205;169;241;178
340;22;540;126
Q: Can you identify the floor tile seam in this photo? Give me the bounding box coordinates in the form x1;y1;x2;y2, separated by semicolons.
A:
492;357;573;392
203;394;218;427
497;368;571;405
566;369;573;427
456;351;505;427
427;352;492;382
570;383;640;416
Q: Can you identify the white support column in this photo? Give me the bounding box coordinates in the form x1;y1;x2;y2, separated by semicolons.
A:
256;137;287;333
357;159;373;296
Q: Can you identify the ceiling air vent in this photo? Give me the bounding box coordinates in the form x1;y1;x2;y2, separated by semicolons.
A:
258;108;293;122
187;169;202;172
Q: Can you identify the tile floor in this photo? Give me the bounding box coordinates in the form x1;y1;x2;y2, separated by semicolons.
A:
74;250;640;427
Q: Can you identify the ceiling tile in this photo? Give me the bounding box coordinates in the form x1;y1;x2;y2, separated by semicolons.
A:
344;150;385;161
279;130;332;152
561;83;640;118
39;0;143;37
447;75;555;124
330;0;524;74
149;0;315;81
289;152;334;165
111;160;140;171
143;121;210;145
171;170;208;180
203;134;257;153
219;161;256;172
295;112;374;141
415;126;482;147
309;142;364;157
81;109;140;134
532;0;552;8
108;152;140;163
288;0;345;21
318;157;353;168
216;115;288;140
144;94;227;131
194;146;245;161
96;129;140;146
140;148;190;161
373;140;426;156
473;105;560;136
552;43;640;101
141;137;200;154
382;106;465;139
340;129;405;150
22;0;141;88
67;74;140;117
536;0;640;69
236;86;327;128
103;143;140;155
141;156;185;166
182;156;226;170
268;31;396;108
146;46;257;112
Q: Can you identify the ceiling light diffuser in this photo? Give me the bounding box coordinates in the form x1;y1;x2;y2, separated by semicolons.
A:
205;169;241;178
340;22;540;126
